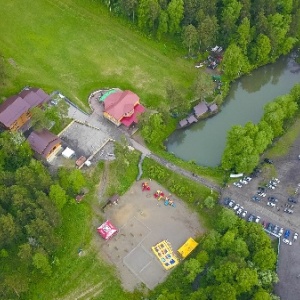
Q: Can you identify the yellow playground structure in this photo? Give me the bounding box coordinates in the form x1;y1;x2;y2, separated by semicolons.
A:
152;240;179;270
177;237;198;259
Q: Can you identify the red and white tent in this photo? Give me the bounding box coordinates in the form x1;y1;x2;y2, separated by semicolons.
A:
97;220;118;240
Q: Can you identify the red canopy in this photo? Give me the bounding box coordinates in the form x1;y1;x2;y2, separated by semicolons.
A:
121;104;145;127
97;220;118;240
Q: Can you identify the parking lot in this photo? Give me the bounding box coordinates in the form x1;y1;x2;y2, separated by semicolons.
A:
221;136;300;300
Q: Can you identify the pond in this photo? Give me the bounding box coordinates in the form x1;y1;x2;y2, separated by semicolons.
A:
166;53;300;167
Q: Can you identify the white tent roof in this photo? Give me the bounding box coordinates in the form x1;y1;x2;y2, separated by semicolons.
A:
62;147;75;158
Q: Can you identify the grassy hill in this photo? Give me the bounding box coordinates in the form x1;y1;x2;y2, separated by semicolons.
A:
0;0;196;109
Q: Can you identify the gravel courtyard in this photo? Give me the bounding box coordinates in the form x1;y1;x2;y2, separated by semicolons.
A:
96;180;204;291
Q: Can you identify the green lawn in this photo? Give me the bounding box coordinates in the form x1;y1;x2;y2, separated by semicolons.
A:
0;0;196;110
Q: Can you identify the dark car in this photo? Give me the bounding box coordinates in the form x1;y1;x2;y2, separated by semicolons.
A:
264;158;273;164
248;214;255;222
223;197;231;205
288;197;298;203
252;196;261;202
268;196;278;203
262;220;268;228
267;223;274;232
258;186;265;192
284;229;290;238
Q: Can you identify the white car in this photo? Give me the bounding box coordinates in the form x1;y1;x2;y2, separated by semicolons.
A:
233;204;240;211
278;228;284;237
233;182;242;188
255;216;261;223
236;207;244;215
245;177;252;182
294;233;298;241
229;200;235;207
267;202;276;207
241;210;247;218
283;238;292;245
272;178;280;183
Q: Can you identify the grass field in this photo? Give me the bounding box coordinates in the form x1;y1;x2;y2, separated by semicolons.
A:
0;0;197;110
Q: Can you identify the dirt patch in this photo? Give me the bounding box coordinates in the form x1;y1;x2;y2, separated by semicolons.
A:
94;180;204;291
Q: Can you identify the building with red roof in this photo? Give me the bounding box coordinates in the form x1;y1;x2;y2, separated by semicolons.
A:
103;90;145;127
0;88;50;131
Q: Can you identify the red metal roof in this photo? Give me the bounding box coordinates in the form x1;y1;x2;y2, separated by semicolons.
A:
121;104;145;127
104;90;139;120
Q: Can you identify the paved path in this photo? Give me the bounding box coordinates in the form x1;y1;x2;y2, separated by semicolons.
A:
64;92;221;192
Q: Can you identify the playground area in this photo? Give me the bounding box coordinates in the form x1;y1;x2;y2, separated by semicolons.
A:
97;180;204;291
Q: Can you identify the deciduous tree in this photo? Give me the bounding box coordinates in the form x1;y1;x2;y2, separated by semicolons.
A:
167;0;184;34
182;24;198;55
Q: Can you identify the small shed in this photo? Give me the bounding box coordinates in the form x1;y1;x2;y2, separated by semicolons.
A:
62;147;75;159
193;102;208;118
187;115;198;124
179;119;188;128
76;156;86;167
208;103;218;113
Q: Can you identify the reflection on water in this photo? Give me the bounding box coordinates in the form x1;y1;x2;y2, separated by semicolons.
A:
166;54;300;167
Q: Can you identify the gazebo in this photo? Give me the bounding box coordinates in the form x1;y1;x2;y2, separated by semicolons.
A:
97;220;118;240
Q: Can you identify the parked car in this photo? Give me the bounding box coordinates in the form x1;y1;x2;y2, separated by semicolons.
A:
236;207;243;215
284;229;290;239
245;176;252;182
223;197;231;205
258;192;266;197
288;197;298;203
272;177;280;183
233;204;240;211
255;216;261;223
264;158;273;164
252;196;261;202
267;223;274;232
233;182;242;188
268;196;278;203
273;225;279;234
228;200;235;208
267;202;276;207
278;228;284;237
283;238;292;245
248;214;255;222
241;210;247;218
262;220;268;228
294;232;298;241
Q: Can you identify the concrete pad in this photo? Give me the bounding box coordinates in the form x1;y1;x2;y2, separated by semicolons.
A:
98;180;204;291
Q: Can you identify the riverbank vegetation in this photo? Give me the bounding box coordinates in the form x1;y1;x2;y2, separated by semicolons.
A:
222;83;300;174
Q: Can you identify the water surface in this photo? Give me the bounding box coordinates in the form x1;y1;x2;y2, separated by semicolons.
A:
166;54;300;167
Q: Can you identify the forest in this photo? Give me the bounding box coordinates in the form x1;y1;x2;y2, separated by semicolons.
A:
103;0;300;72
0;132;86;298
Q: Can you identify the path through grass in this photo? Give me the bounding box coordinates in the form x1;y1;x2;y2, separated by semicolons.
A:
0;0;196;109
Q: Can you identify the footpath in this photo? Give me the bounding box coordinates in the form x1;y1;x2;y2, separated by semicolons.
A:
64;92;221;193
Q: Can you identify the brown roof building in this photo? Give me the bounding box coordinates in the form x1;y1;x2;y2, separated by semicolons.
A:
27;129;62;160
0;88;50;131
103;90;145;127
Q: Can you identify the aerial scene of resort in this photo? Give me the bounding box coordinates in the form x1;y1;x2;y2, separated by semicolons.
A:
0;1;300;299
